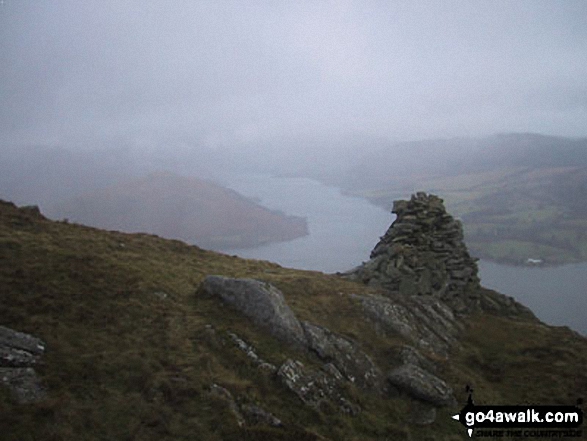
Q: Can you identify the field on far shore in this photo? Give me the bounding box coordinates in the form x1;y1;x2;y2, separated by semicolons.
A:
348;166;587;266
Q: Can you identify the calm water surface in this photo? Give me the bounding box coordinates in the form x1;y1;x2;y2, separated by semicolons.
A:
218;173;586;336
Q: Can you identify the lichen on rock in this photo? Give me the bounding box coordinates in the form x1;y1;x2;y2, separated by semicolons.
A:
301;321;383;391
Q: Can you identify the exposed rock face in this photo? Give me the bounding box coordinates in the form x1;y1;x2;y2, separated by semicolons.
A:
0;325;46;403
352;293;462;357
301;322;383;391
347;192;481;313
228;332;277;373
0;325;45;367
199;276;306;345
199;276;378;414
210;383;283;428
198;275;456;423
240;404;283;427
276;359;360;415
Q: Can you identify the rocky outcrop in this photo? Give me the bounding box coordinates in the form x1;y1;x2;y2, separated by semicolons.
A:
199;276;379;413
0;325;46;403
240;404;283;427
210;383;283;428
276;359;360;415
346;192;481;313
301;322;383;391
199;276;306;345
198;275;456;423
0;325;45;367
227;332;277;373
352;293;462;357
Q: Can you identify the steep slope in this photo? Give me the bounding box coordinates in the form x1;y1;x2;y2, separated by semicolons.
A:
0;200;585;440
47;172;308;251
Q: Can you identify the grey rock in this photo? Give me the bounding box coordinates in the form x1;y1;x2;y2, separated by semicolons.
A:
227;332;277;373
210;384;245;427
228;332;260;363
301;321;383;391
241;404;283;427
0;325;45;367
390;345;437;373
0;367;46;403
321;362;344;381
354;293;461;357
276;359;360;414
199;276;306;345
210;384;283;428
277;359;329;406
0;326;46;403
257;362;278;374
478;288;537;318
387;364;456;407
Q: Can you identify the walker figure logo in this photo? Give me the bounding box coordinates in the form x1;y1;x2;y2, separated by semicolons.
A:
451;386;583;438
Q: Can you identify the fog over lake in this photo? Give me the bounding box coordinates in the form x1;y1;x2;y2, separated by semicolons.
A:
220;173;586;336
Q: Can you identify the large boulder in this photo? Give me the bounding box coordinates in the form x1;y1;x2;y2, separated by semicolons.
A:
199;276;306;345
387;363;456;407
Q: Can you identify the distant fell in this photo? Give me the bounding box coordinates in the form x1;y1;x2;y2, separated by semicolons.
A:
47;172;308;251
333;133;587;190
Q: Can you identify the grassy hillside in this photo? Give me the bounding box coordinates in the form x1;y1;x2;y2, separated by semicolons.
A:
1;200;586;440
46;172;308;251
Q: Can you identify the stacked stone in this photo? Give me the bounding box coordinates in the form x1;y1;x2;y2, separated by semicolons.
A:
350;192;480;312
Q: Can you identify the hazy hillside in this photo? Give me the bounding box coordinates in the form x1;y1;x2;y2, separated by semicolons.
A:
329;133;587;189
334;134;587;265
1;200;585;440
0;143;236;208
46;172;308;251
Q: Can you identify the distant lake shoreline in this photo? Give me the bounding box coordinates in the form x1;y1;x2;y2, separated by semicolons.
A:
218;172;586;336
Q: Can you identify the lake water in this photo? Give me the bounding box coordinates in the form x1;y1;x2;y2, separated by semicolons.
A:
218;173;586;336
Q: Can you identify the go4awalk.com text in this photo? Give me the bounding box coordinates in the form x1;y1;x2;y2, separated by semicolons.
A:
451;387;583;438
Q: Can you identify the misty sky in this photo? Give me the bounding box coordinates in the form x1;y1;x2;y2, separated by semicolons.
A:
1;0;586;149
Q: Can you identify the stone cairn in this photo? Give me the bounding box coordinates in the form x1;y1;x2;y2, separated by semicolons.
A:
347;192;481;312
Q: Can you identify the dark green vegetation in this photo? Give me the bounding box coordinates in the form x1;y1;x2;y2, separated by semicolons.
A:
1;200;586;440
349;166;587;265
334;134;587;265
47;172;308;251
